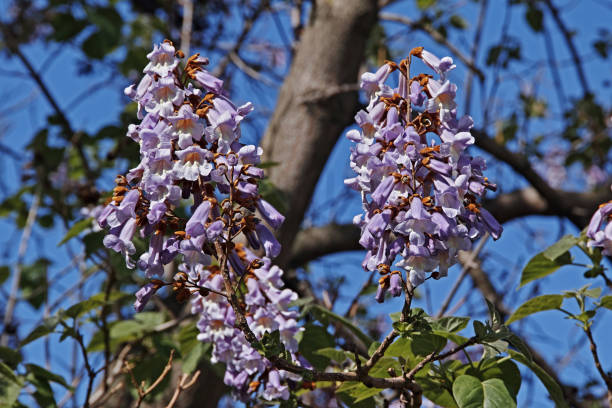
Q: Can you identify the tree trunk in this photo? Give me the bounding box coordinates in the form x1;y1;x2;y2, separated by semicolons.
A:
261;0;379;267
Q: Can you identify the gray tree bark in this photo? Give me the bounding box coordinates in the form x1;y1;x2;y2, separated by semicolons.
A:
260;0;379;268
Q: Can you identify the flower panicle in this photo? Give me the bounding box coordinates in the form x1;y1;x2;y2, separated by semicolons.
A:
98;41;302;400
346;48;503;301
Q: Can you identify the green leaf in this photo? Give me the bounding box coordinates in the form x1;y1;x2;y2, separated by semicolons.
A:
506;295;563;325
385;338;416;362
367;341;381;356
369;356;402;378
450;15;468;30
431;316;470;333
261;330;286;358
506;333;532;362
508;350;569;408
0;346;22;367
21;316;61;346
481;340;508;360
593;40;609;58
466;358;522;399
25;364;72;389
453;375;516;408
306;304;374;347
418;375;457;408
49;13;88;42
520;252;572;287
525;5;543;32
181;342;209;374
473;321;487;339
0;362;23;406
298;324;334;370
599;295;612;310
64;298;104;319
0;266;9;285
410;333;447;356
416;0;437;9
542;235;580;261
81;27;120;59
314;348;351;363
339;382;382;404
20;258;51;309
58;218;93;246
27;373;56;408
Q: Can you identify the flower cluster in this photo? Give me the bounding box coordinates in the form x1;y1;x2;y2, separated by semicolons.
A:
345;48;502;300
97;41;302;400
586;188;612;255
191;249;304;400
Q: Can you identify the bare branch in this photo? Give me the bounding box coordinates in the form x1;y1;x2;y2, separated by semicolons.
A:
1;189;40;346
542;0;590;96
179;0;194;56
584;326;612;406
165;370;201;408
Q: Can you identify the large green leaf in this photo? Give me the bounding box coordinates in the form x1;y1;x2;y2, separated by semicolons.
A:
509;350;568;407
432;316;470;333
506;295;563;325
25;364;72;390
0;346;22;367
298;324;334;370
520;253;571;287
0;362;23;406
452;375;516;408
306;304;374;347
21;316;61;346
542;235;580;261
417;375;457;408
368;356;402;379
314;348;351;364
466;358;521;399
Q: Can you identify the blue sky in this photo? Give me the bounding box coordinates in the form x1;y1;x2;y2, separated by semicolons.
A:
1;0;611;406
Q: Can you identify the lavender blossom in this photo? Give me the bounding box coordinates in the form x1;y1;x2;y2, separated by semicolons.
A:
345;49;502;299
98;42;300;402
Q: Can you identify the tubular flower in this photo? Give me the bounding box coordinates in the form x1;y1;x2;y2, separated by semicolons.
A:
345;48;502;300
586;188;612;255
97;41;305;401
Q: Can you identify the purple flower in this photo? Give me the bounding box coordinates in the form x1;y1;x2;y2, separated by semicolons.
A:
173;146;213;181
144;42;179;77
185;201;212;237
262;370;289;401
193;68;224;94
346;51;502;296
420;49;456;76
255;223;281;258
134;283;157;312
168;105;205;149
256;198;285;229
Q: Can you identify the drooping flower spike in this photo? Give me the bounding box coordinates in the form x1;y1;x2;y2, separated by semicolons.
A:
346;47;502;301
98;41;302;400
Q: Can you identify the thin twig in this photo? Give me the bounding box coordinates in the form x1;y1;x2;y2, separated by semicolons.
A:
463;0;489;113
584;326;612;406
0;24;94;178
1;189;41;346
436;234;489;318
542;0;590;96
127;349;175;408
165;370;201;408
179;0;194;56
